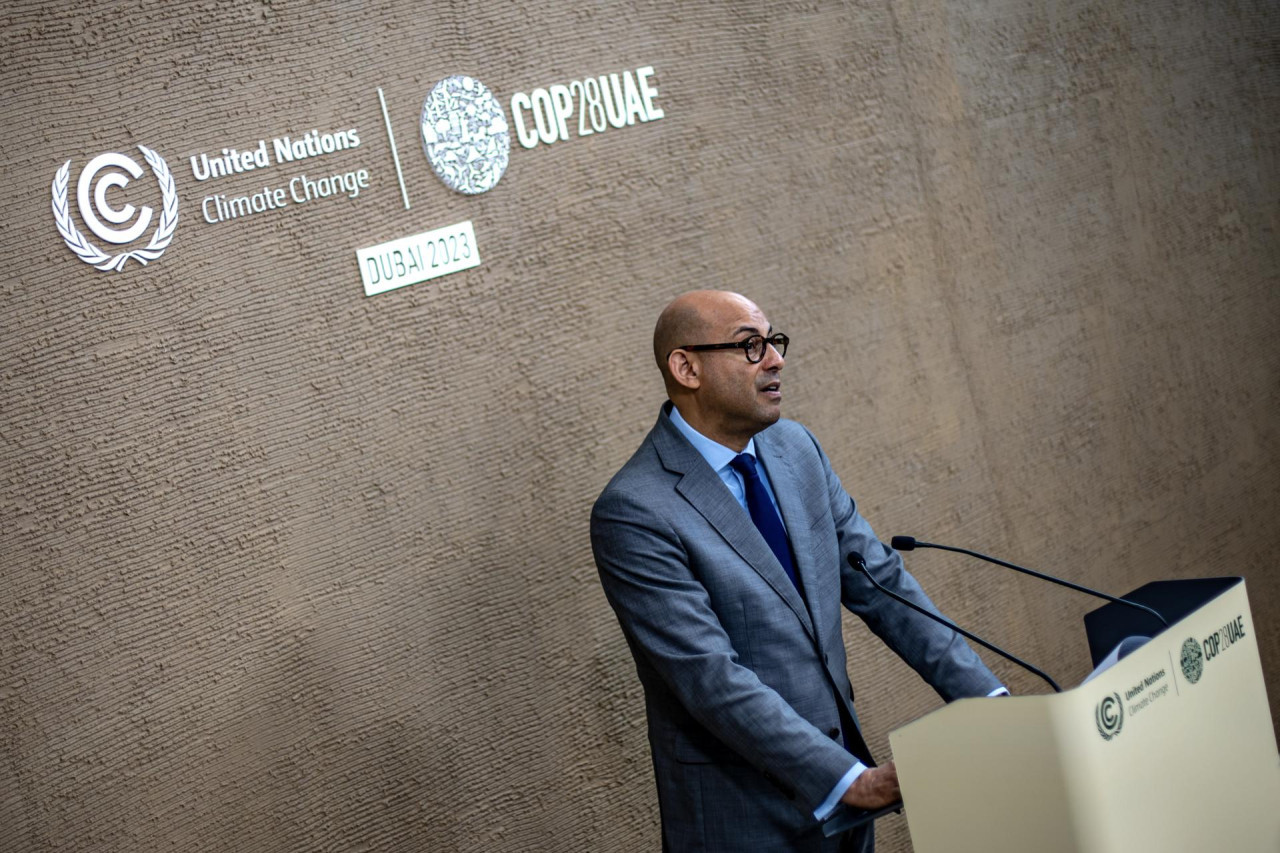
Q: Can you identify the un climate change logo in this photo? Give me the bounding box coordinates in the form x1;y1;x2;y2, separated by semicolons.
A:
1180;637;1204;684
1095;692;1124;741
420;75;510;195
52;146;179;272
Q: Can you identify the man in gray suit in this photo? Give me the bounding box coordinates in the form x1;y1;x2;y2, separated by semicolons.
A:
591;291;1004;851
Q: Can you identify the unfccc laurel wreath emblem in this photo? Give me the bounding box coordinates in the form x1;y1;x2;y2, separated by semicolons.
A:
51;146;179;272
1095;692;1124;741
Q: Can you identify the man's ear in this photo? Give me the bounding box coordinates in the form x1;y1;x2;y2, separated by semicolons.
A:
667;350;701;390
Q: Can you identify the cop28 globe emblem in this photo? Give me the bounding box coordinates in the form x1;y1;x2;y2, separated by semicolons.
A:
1095;692;1124;741
1180;637;1204;684
420;75;510;195
51;146;179;272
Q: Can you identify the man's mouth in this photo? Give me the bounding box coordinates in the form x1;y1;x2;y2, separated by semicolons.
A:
761;380;782;398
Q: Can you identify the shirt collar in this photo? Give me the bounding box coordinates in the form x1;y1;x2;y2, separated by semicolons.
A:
667;404;757;472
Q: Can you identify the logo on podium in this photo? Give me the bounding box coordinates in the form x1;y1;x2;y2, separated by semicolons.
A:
1095;692;1124;741
1180;637;1204;684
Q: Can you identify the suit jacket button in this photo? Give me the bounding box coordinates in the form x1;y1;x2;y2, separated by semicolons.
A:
828;727;840;739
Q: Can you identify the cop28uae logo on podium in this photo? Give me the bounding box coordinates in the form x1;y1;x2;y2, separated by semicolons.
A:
51;146;179;272
1180;637;1204;684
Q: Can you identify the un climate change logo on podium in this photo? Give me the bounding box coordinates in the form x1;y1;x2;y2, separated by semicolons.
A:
1095;692;1124;741
51;146;179;272
1180;637;1204;684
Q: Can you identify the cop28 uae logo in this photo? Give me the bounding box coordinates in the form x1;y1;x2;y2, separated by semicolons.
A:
52;146;179;272
419;75;510;195
1095;692;1124;741
1180;637;1204;684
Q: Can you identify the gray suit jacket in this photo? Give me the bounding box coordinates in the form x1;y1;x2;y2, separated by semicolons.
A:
591;406;1001;851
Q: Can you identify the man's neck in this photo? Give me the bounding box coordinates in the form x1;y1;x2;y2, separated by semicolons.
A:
668;400;752;453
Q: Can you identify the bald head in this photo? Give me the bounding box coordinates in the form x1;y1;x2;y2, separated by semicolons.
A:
654;291;759;378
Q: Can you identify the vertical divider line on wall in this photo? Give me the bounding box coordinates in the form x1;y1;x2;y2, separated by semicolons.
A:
378;87;412;211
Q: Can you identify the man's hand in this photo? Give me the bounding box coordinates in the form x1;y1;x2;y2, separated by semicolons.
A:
840;761;900;810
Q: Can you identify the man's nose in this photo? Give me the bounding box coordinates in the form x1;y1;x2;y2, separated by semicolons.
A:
762;341;784;368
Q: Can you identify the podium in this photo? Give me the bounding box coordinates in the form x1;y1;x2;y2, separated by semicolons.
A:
889;577;1280;852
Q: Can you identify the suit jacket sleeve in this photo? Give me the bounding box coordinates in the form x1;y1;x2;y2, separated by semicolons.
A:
591;485;858;814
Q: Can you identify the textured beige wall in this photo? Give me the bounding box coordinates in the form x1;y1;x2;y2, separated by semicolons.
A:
2;1;1277;851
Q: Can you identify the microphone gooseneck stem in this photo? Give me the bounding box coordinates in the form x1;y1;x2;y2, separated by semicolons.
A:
848;553;1062;693
907;540;1169;628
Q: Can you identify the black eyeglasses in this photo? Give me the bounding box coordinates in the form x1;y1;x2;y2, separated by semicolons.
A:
671;333;789;364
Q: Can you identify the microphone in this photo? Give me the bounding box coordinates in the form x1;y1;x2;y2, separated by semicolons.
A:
848;552;1062;693
889;536;1168;629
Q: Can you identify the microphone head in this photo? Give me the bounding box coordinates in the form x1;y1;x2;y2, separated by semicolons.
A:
890;536;917;551
846;552;867;571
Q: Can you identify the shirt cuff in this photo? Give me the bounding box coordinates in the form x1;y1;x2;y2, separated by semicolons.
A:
988;686;1010;696
813;761;867;821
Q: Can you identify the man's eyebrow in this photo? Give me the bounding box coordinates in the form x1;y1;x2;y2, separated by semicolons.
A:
732;324;773;337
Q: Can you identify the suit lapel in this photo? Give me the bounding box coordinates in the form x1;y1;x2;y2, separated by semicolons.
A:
650;410;816;641
754;427;828;647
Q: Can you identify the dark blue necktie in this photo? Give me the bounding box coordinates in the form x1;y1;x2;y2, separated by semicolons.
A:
730;453;800;593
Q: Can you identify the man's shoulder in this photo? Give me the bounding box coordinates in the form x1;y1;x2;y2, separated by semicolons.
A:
592;420;670;512
598;433;661;487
